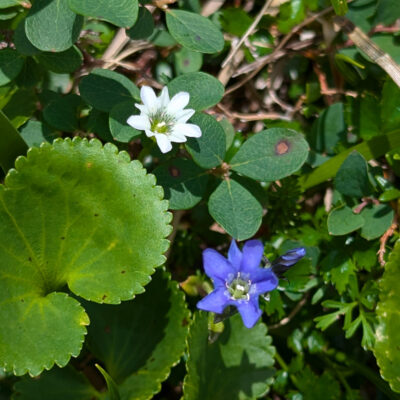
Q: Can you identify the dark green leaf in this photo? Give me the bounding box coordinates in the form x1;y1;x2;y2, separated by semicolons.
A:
109;100;141;143
185;113;226;168
0;49;24;86
14;19;40;56
79;69;140;112
335;151;372;197
373;0;400;26
68;0;138;28
36;46;83;73
25;0;83;52
96;365;120;400
154;158;208;210
19;120;58;147
167;72;224;111
208;178;263;240
2;88;36;129
381;79;400;133
327;205;365;236
360;204;394;240
126;7;154;39
166;10;224;54
230;128;309;181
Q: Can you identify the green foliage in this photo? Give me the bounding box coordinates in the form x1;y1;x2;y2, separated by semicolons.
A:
0;138;171;376
183;312;276;399
0;49;24;86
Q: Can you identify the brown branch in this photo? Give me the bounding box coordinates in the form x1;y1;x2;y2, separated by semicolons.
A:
217;103;291;121
378;215;398;266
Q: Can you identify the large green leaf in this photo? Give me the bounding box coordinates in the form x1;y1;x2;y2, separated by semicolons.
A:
327;205;365;236
109;101;141;143
84;270;190;400
185;113;226;169
0;138;171;376
230;128;309;182
374;240;400;393
12;366;100;400
25;0;83;52
183;312;276;400
79;69;140;112
68;0;138;28
36;46;83;73
153;158;209;210
166;10;224;54
208;178;263;240
167;72;224;111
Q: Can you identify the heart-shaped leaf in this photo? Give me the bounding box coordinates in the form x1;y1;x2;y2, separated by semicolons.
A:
0;137;171;376
374;240;400;393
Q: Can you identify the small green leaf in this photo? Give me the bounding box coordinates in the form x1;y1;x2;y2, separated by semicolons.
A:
109;100;141;143
68;0;138;28
183;312;276;400
19;120;57;147
2;88;37;129
14;19;40;56
167;72;224;111
381;79;400;133
12;366;99;399
0;0;24;7
374;240;400;393
0;138;171;376
96;365;120;400
25;0;83;52
126;7;154;40
379;188;400;202
0;109;28;173
327;205;365;236
360;204;394;240
43;94;82;132
153;158;208;210
36;46;83;73
331;0;348;15
0;49;24;86
166;10;224;54
185;113;226;168
230;128;309;181
85;270;190;399
174;47;203;74
208;178;263;240
79;68;140;112
335;151;372;198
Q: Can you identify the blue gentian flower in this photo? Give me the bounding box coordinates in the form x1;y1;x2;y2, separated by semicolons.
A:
197;240;306;328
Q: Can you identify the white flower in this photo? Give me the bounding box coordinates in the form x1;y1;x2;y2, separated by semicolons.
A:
127;86;202;153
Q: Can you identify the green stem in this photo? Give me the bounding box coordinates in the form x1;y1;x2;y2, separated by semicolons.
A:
0;110;28;174
274;350;300;388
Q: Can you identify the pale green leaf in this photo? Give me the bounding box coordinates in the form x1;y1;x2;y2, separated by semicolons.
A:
327;205;365;236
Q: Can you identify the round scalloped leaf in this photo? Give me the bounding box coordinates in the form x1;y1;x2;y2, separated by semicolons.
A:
183;312;276;400
12;366;99;400
374;240;400;393
0;137;171;376
84;269;190;400
230;128;310;181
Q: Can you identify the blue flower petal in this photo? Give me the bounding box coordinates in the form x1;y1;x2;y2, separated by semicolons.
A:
237;298;262;328
197;288;230;314
271;247;306;277
252;269;279;295
203;248;236;284
240;240;264;273
228;240;242;269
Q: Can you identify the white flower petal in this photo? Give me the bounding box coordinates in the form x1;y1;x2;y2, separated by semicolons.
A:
155;134;173;153
135;103;148;113
176;108;195;123
158;86;170;109
167;92;190;115
145;129;155;138
141;86;158;112
173;123;202;138
169;132;187;143
127;115;151;130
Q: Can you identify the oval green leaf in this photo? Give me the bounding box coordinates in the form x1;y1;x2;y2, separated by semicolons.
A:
0;138;171;376
167;72;224;111
68;0;138;28
25;0;83;52
327;205;365;236
166;10;224;54
360;204;394;240
109;100;142;143
208;178;263;240
126;7;154;40
374;240;400;393
36;46;83;73
0;49;24;86
185;113;226;169
79;68;140;112
183;312;276;400
153;158;209;210
230;128;310;182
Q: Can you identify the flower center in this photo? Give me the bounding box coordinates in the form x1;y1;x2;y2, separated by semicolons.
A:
226;273;252;300
149;111;175;134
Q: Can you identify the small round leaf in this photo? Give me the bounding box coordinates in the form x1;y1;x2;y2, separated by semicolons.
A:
109;100;141;143
230;128;310;181
327;205;365;236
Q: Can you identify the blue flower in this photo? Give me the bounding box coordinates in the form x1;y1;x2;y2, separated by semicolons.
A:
197;240;306;328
